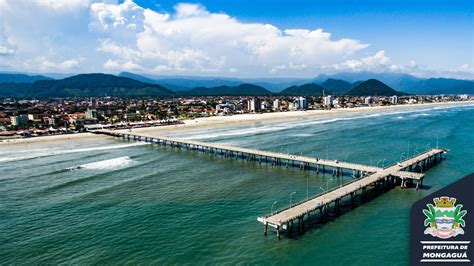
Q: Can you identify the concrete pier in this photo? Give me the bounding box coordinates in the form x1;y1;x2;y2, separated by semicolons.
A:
257;149;446;238
92;130;447;238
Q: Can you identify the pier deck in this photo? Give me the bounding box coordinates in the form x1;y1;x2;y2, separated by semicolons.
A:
93;130;447;238
257;149;446;238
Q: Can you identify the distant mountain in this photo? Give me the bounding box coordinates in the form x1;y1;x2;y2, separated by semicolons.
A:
314;72;474;94
0;73;53;83
0;83;31;97
119;72;312;92
0;73;173;97
119;72;243;91
320;78;352;94
280;83;327;96
314;72;421;88
346;79;403;96
186;83;271;96
401;78;474;94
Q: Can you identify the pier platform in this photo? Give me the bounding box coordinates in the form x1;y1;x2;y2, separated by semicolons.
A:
92;130;447;238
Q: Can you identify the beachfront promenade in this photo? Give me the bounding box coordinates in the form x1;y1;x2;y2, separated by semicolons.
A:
92;130;447;238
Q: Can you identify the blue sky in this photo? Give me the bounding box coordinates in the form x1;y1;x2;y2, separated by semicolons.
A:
134;0;473;70
0;0;472;78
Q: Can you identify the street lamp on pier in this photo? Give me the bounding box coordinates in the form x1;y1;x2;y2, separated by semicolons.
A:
289;191;296;207
271;201;278;215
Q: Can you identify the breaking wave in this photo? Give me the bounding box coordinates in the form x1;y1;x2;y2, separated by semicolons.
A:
177;104;474;140
69;156;133;170
0;142;147;163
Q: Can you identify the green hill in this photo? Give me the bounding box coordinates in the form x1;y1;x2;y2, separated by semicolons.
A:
0;73;53;83
320;78;352;93
280;83;327;96
346;79;403;96
186;83;271;96
0;73;173;97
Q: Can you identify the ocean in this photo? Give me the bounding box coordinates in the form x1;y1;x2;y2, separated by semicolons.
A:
1;103;473;264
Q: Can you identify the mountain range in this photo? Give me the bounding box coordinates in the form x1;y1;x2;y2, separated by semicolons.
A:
280;83;326;96
0;71;472;97
0;73;172;97
346;79;404;96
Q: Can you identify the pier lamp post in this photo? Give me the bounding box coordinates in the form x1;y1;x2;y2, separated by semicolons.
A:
326;143;329;160
400;152;406;162
376;159;383;168
289;192;296;207
326;180;332;191
271;201;278;215
306;176;309;199
382;159;386;168
344;154;349;162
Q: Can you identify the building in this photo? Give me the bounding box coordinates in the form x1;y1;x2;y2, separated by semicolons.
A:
10;114;28;126
296;97;308;110
85;108;98;119
272;99;281;111
389;95;399;104
215;103;235;115
323;95;333;108
47;117;59;126
248;98;261;113
365;96;374;105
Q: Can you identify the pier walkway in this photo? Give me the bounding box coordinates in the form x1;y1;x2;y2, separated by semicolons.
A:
257;148;445;237
93;130;447;238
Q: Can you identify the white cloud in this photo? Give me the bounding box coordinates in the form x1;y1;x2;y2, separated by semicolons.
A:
34;0;91;11
90;0;144;31
0;45;14;55
36;57;82;71
334;50;391;72
0;0;471;79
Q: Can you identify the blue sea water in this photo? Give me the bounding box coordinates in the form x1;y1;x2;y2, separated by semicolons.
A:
1;103;473;264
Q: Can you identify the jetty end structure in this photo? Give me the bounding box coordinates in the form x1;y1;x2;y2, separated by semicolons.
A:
93;130;448;239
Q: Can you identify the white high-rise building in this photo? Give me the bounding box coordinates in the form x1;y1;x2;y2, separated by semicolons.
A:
85;108;98;119
10;114;28;126
365;96;374;105
247;98;261;113
389;95;399;104
323;95;333;107
297;97;308;110
273;99;281;111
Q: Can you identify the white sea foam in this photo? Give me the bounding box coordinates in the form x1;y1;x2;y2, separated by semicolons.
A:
0;142;147;163
179;104;473;140
73;156;133;170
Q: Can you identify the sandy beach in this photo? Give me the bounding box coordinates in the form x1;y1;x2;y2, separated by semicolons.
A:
1;101;473;145
120;101;474;136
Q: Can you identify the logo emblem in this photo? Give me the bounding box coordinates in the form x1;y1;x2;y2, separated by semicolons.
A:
423;196;467;239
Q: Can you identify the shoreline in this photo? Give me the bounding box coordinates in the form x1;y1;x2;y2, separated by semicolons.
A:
120;100;474;135
1;101;473;145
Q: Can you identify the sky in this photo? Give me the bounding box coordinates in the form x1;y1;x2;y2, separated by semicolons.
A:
0;0;472;79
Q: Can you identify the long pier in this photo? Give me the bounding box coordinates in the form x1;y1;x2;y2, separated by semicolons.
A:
93;130;447;238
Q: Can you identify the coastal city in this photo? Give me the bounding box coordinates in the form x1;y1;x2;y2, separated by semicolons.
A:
0;94;470;139
1;0;474;264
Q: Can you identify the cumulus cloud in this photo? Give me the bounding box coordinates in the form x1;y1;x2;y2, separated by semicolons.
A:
0;45;15;55
0;0;470;79
90;0;145;32
334;50;392;72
